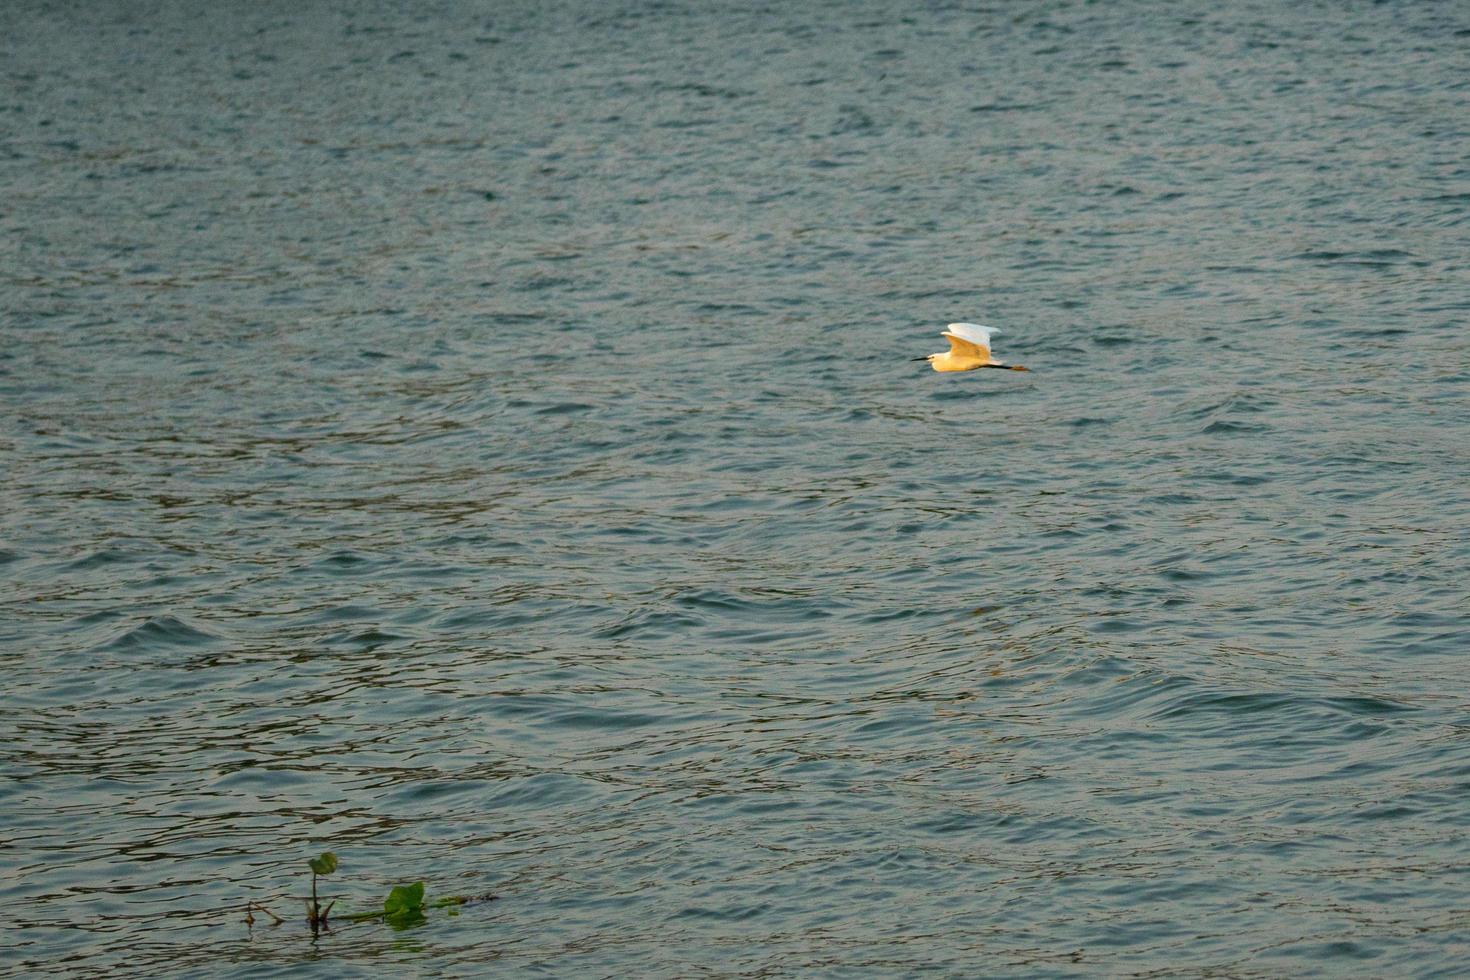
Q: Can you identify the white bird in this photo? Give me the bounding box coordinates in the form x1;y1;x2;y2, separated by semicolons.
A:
914;322;1030;373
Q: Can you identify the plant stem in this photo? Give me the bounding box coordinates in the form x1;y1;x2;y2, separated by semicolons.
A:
247;901;284;926
337;893;490;923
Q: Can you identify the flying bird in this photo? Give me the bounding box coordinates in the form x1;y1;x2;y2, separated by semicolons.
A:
915;322;1029;373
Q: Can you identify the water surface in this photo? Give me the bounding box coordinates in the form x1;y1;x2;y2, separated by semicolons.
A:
4;0;1470;974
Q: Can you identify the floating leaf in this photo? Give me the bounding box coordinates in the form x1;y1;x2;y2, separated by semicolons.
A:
309;851;338;876
384;881;425;917
384;881;427;928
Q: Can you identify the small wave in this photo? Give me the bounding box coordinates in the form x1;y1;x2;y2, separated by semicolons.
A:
536;401;595;415
1178;392;1273;420
1290;248;1422;267
64;548;135;571
594;607;704;640
968;102;1038;113
1201;419;1269;435
1151;690;1416;724
326;628;411;649
101;616;222;653
306;551;382;577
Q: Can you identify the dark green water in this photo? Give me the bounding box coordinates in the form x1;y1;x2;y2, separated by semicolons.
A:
4;0;1469;974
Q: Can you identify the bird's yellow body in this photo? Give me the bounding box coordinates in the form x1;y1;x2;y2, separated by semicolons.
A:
928;342;991;372
919;323;1029;373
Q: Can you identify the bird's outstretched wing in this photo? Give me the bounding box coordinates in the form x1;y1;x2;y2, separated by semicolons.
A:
943;334;986;358
942;322;996;360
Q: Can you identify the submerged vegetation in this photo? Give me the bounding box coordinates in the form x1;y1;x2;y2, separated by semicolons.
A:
244;852;496;936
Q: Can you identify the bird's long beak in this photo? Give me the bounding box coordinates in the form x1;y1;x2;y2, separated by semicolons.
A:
910;356;930;361
1009;365;1030;372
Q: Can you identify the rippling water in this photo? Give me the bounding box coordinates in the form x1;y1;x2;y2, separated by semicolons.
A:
4;0;1470;974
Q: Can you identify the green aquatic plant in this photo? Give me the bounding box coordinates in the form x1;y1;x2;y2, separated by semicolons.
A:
383;881;425;926
243;852;494;934
340;880;481;928
306;851;338;931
